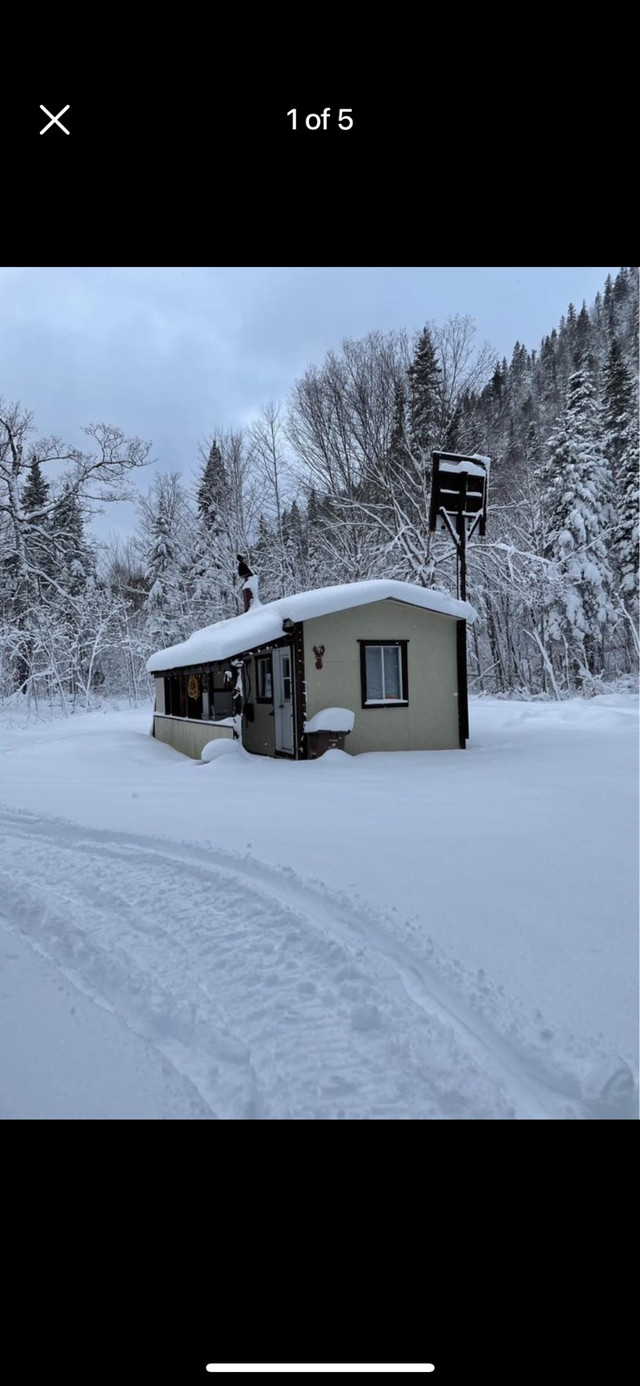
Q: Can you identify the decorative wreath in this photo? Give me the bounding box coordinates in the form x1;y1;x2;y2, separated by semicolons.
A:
187;674;200;701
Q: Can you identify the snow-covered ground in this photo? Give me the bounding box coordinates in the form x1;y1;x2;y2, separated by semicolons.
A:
0;918;211;1118
0;696;637;1119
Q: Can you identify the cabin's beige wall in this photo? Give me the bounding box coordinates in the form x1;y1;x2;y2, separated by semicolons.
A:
242;655;276;756
154;677;166;714
303;599;460;753
154;715;233;759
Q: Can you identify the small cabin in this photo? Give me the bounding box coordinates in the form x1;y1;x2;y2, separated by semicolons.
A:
146;577;476;760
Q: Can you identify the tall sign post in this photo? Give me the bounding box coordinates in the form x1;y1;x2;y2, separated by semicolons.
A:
428;452;490;601
429;452;490;746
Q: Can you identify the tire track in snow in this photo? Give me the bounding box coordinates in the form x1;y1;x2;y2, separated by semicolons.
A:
0;808;634;1119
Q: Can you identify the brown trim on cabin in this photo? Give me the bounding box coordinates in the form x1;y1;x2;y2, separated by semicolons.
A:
456;619;469;747
292;622;306;759
358;640;409;709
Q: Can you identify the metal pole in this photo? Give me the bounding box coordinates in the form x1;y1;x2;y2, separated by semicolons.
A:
457;473;468;602
459;517;467;602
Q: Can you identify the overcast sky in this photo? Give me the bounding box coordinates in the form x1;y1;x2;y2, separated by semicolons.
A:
0;267;619;538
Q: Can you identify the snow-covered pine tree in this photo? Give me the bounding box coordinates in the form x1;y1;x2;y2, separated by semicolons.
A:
603;338;635;477
21;456;49;519
612;422;639;609
542;369;614;681
573;302;593;370
146;502;178;593
197;439;227;524
141;474;191;649
190;431;253;621
601;336;639;609
190;440;229;626
407;326;442;458
603;274;615;333
53;485;94;596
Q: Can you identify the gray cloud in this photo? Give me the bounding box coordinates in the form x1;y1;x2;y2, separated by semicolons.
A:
0;266;620;538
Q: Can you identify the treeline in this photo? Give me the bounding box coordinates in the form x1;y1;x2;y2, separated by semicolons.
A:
1;268;637;712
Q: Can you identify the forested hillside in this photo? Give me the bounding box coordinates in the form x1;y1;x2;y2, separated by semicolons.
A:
1;267;637;710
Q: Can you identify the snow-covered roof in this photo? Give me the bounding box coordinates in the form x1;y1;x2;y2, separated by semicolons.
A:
147;579;477;673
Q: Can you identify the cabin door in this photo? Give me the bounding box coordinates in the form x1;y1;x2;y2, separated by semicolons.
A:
272;646;294;755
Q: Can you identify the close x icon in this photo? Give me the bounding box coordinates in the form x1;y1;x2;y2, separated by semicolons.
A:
39;103;70;134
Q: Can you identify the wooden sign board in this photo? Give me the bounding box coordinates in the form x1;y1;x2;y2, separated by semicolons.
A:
429;452;490;535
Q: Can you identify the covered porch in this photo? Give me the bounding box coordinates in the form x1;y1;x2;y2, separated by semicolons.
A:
152;633;304;761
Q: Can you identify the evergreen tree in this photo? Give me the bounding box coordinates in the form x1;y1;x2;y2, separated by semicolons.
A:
543;370;614;677
603;274;614;319
612;424;639;606
146;504;178;594
604;341;639;605
53;486;93;596
21;457;53;589
197;439;228;524
609;268;637;353
573;303;593;368
141;475;191;646
565;302;577;343
21;457;49;519
603;338;635;475
407;327;442;456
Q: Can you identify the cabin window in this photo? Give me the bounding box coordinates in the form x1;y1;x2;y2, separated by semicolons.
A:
212;667;234;719
203;672;217;719
165;675;187;718
163;669;235;721
256;655;273;702
186;672;203;719
360;641;408;707
164;674;200;718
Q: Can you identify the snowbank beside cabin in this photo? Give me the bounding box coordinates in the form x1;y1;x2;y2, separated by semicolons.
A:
201;738;240;762
147;579;476;673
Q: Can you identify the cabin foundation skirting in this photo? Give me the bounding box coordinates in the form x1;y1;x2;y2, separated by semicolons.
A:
154;714;234;760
